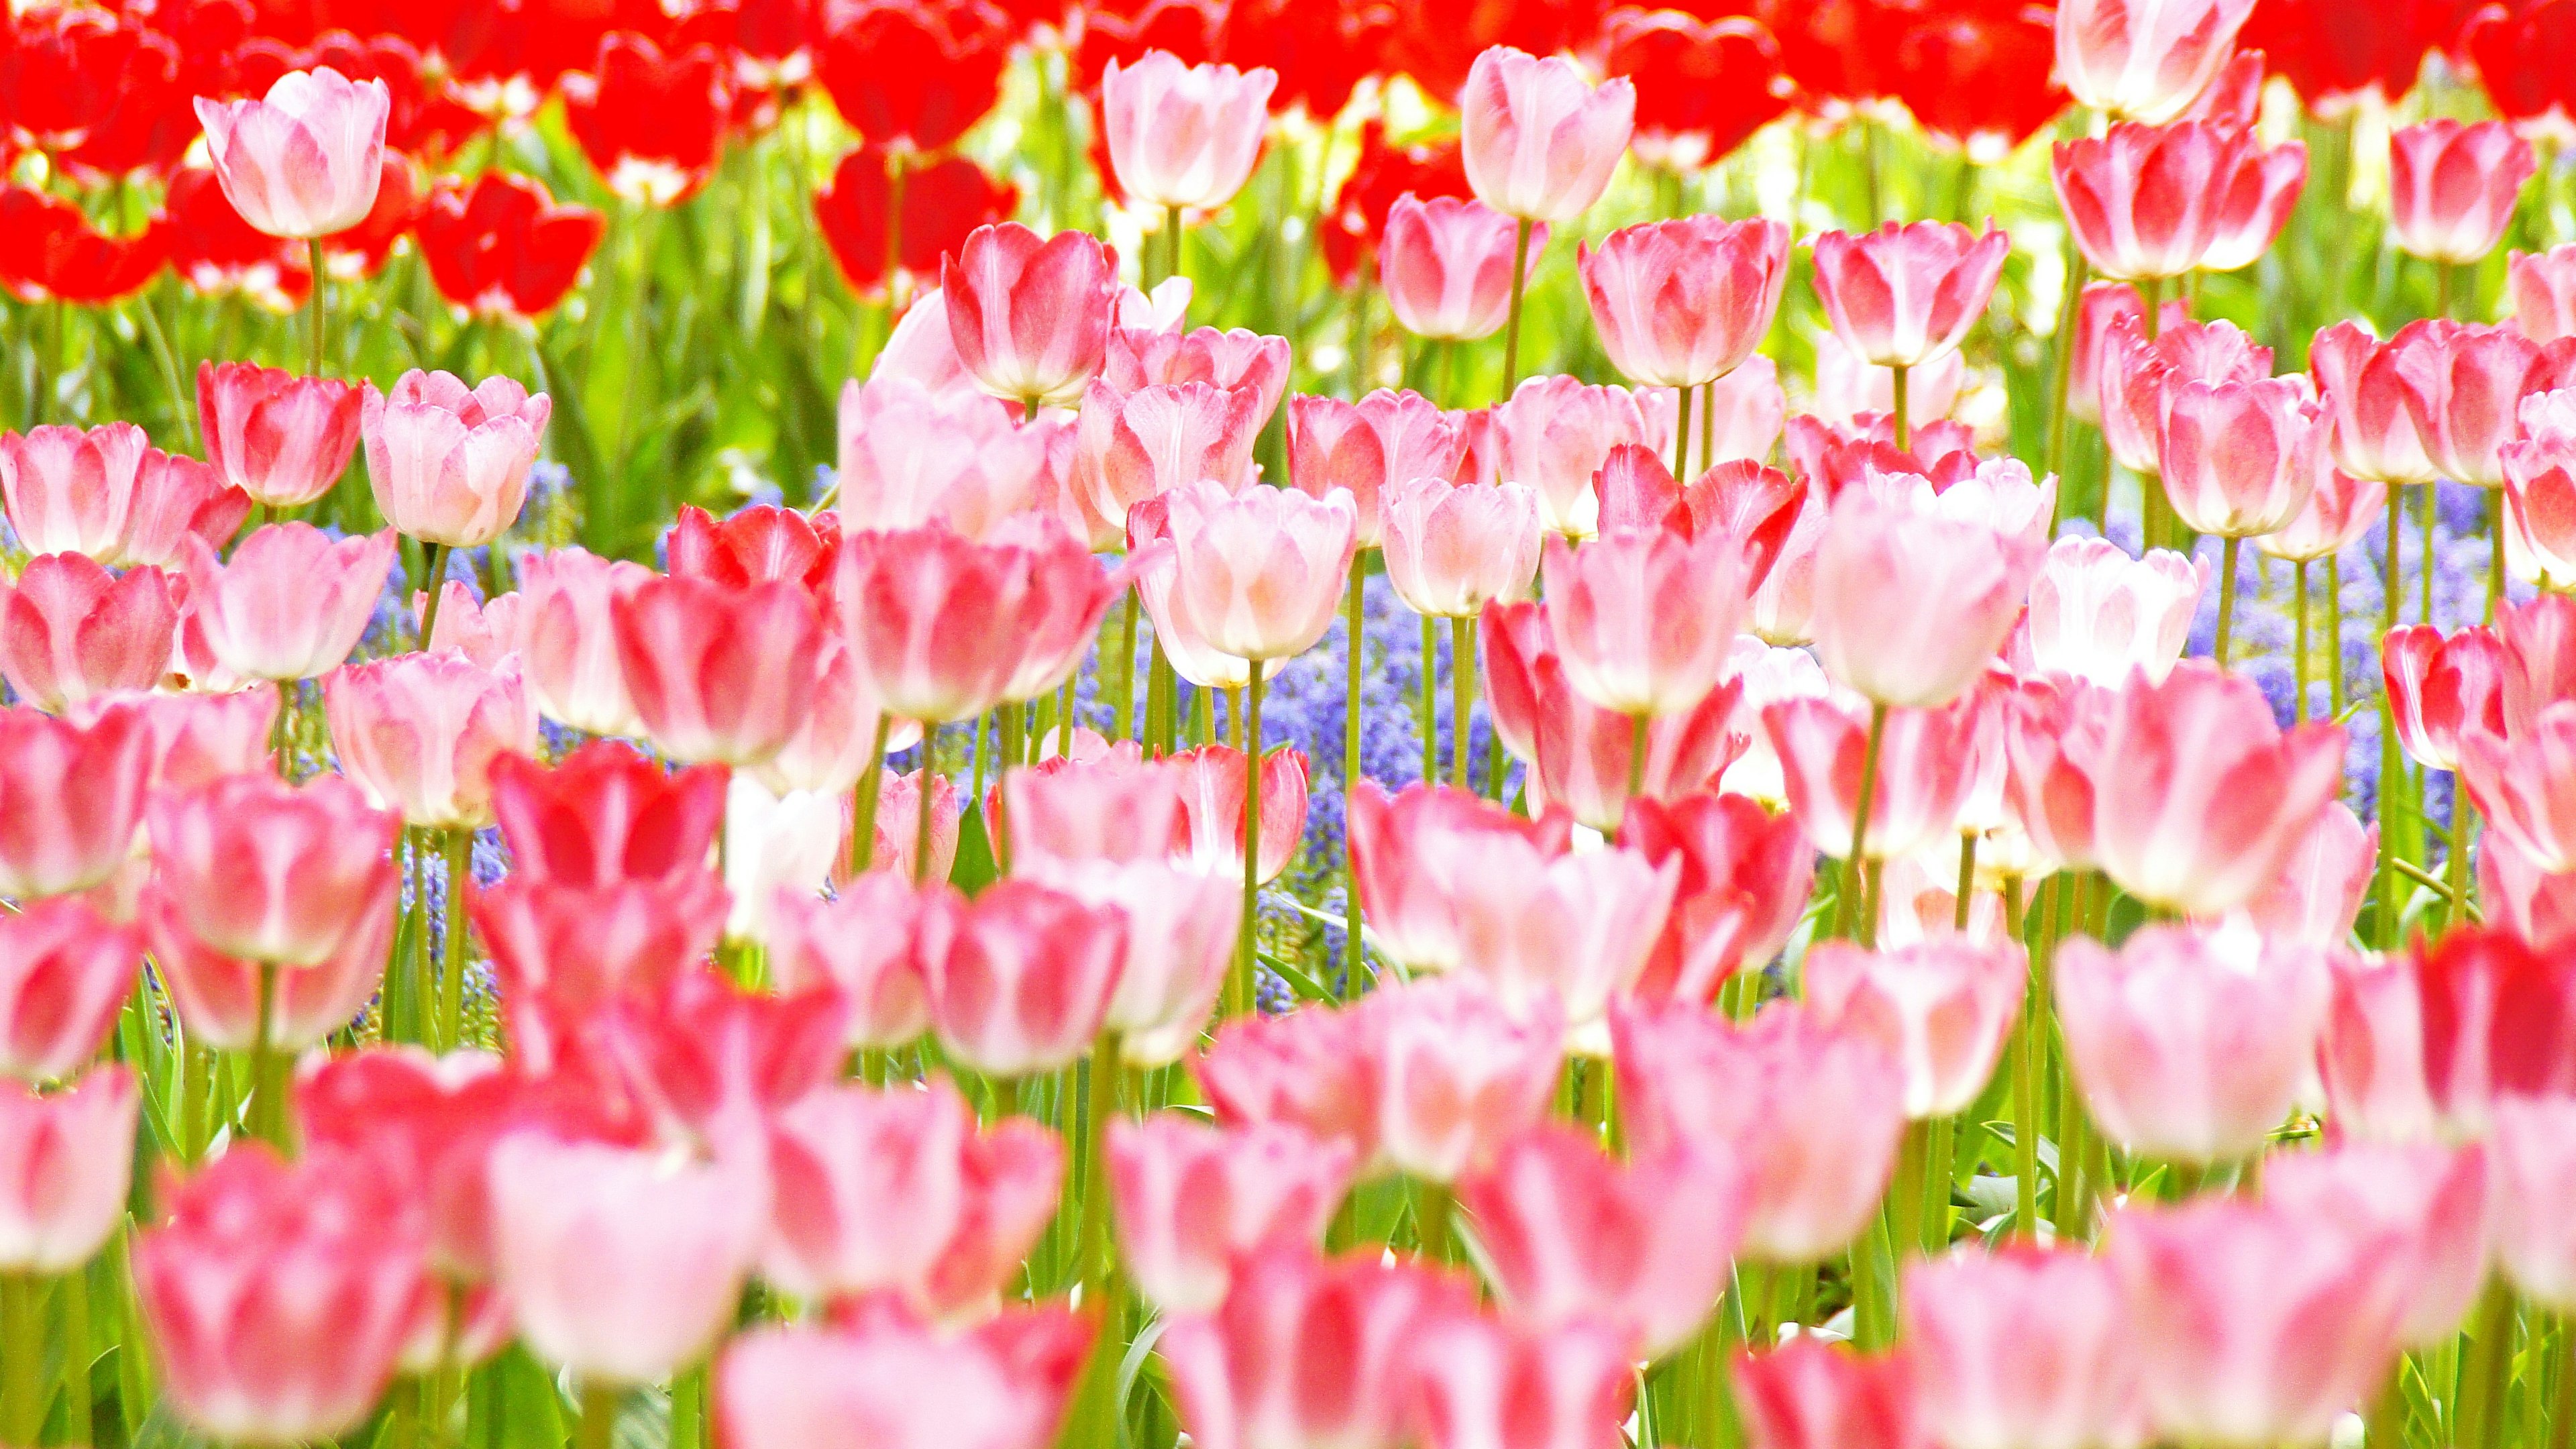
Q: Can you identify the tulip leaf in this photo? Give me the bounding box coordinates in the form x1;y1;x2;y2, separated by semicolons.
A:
951;803;1000;897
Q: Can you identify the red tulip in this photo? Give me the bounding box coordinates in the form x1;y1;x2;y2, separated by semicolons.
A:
561;34;730;205
293;1048;537;1285
2053;0;2258;123
667;502;841;593
1580;216;1790;388
194;66;390;239
1901;1246;2143;1449
1379;196;1543;343
837;519;1119;722
1109;1114;1356;1312
0;185;169;306
815;148;1018;301
417;171;607;322
814;0;1014;153
614;574;824;767
1411;1313;1638;1449
1764;693;1982;865
916;880;1126;1078
718;1301;1091;1449
0;553;177;713
910;1110;1069;1320
0;898;136;1083
1458;46;1635;223
1809;222;2010;370
1601;10;1789;171
1735;1338;1925;1449
943;223;1118;409
1615;791;1813;1009
492;741;727;888
180;523;396;683
2388;118;2536;266
1807;936;2027;1119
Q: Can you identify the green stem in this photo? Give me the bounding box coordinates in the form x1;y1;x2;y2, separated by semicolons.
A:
2044;248;2090;511
1345;566;1366;998
1837;702;1892;944
247;961;284;1148
2294;559;2310;722
2012;878;2045;1238
441;828;470;1050
2548;1312;2575;1449
2457;1280;2517;1449
1233;666;1265;1019
576;1383;620;1449
1415;1179;1454;1263
307;236;327;378
913;734;938;887
2328;554;2347;717
2495;492;2510;625
1419;614;1439;786
1627;711;1651;808
1450;615;1477;790
2422;482;2439;624
2;1273;44;1449
417;542;449;648
1889;1118;1930;1265
849;715;892;877
2449;787;2478;936
2214;535;2242;669
1500;218;1533;397
1167;203;1185;290
1674;377;1696;479
270;682;293;777
1080;1030;1122;1298
1891;362;1910;453
1113;590;1139;743
1954;834;1977;931
1147;641;1177;757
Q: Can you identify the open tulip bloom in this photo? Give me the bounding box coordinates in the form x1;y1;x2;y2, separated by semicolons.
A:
16;19;2576;1449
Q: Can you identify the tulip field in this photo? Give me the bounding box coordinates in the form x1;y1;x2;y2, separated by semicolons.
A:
23;0;2576;1448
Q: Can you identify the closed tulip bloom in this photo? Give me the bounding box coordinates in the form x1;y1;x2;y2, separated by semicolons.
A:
756;637;903;798
197;362;364;509
1197;1006;1386;1171
718;1304;1091;1449
136;1144;429;1445
1807;936;2028;1119
182;524;396;682
472;879;727;1062
490;742;725;888
2489;1096;2576;1309
2104;1198;2410;1449
2054;924;2329;1164
1162;1245;1474;1449
836;376;1045;539
1412;1315;1638;1449
1617;790;1814;1008
291;1047;527;1287
1457;1123;1748;1358
2055;0;2258;123
1441;835;1677;1045
943;223;1118;409
0;704;148;902
0;899;136;1082
2098;313;2276;476
513;547;651;736
2483;830;2576;949
1495;375;1658;538
119;687;281;794
121;450;254;572
840;519;1120;723
2497;592;2576;733
2381;623;2506;773
1382;474;1542;618
2023;537;2204;686
614;575;822;767
0;421;150;561
1022;854;1236;1065
916;880;1126;1079
325;653;537;830
1811;492;2042;708
2157;376;2324;536
2235;799;2377;947
1074;378;1268;525
2199;139;2310;274
1101;53;1276;211
1733;1338;1926;1449
1104;327;1291;425
1612;1001;1908;1264
363;370;550;548
146;771;398;968
768;880;932;1051
1169;745;1309;887
193;66;388;237
2390;319;2557;488
2506;415;2576;590
1580;217;1791;387
1131;480;1357;664
1286;390;1465;547
1347;780;1576;974
759;1078;974;1302
0;553;178;712
1110;1114;1357;1313
2308;321;2439;486
1458;46;1635;224
1540;527;1746;718
1810;222;2011;370
2257;444;2387;561
719;777;843;943
853;768;963;887
2387;119;2536;265
489;1134;757;1385
1902;1246;2143;1449
1369;977;1562;1183
1380;196;1545;343
1764;694;1982;864
2052;121;2265;281
2092;663;2347;915
0;1065;135;1273
1001;748;1187;869
2513;246;2576;343
2266;1142;2491;1346
1483;604;1746;835
2460;700;2576;871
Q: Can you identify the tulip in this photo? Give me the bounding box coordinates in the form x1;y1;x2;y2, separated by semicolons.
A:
2053;924;2330;1164
2053;0;2259;123
1411;1314;1638;1449
0;1065;136;1273
1764;692;1981;867
2098;313;2275;476
1613;1001;1908;1264
1381;474;1542;618
1810;222;2010;388
2199;138;2310;274
1347;780;1575;974
182;523;396;683
1458;46;1635;224
291;1046;526;1287
2308;321;2440;486
363;369;551;549
0;421;150;561
1438;833;1676;1046
415;172;606;323
489;1133;757;1385
1733;1338;1925;1449
1073;378;1268;525
1103;326;1291;425
0;898;136;1083
1495;374;1659;537
2257;444;2387;564
2266;1141;2491;1346
1285;390;1465;547
146;770;397;968
2512;244;2576;343
193;66;390;238
756;636;902;799
916;880;1126;1079
1110;1114;1357;1313
1000;747;1185;869
1379;196;1544;343
1540;526;1746;720
2104;1197;2411;1448
513;546;651;736
758;1078;974;1302
1162;1245;1474;1449
197;361;365;509
2051;121;2280;281
2230;799;2375;947
837;376;1046;538
0;704;147;902
1369;977;1562;1185
2490;1095;2576;1309
718;1304;1091;1449
1197;1005;1385;1171
766;881;928;1052
135;1143;429;1445
2158;376;2322;538
2390;319;2557;489
325;653;537;830
122;449;253;571
1482;603;1746;833
472;878;728;1067
943;223;1118;409
665;503;840;592
1617;790;1813;1007
489;742;724;888
1101;53;1277;213
2381;623;2506;773
838;520;1121;727
0;553;177;713
1811;491;2042;708
2022;537;2204;687
1579;216;1791;389
119;686;280;794
2459;700;2576;870
2499;591;2576;733
1807;936;2028;1119
2505;417;2576;590
1131;479;1356;659
854;768;963;887
1901;1246;2143;1449
1457;1123;1746;1358
2387;119;2536;266
613;574;822;768
720;776;844;943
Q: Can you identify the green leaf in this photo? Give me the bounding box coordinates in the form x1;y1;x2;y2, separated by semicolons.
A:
464;1345;572;1449
951;802;1000;896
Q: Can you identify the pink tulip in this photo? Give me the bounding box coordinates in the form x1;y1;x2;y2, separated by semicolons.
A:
1347;781;1574;974
0;1065;136;1272
1101;52;1276;211
1411;1314;1637;1449
613;574;822;767
851;767;963;886
2053;0;2258;123
2308;320;2440;486
1613;1000;1907;1264
2266;1141;2491;1345
1440;832;1677;1042
144;878;394;1059
1197;1003;1385;1171
1809;221;2010;370
2505;410;2576;590
1103;325;1290;425
1733;1338;1926;1449
2053;924;2329;1164
2481;828;2576;949
1131;478;1356;665
2021;536;2204;686
1540;526;1746;718
2051;121;2284;280
1901;1246;2143;1449
1764;692;1982;864
839;518;1121;722
1380;197;1545;343
2499;590;2576;732
0;704;148;902
2381;623;2506;773
182;523;396;682
1458;46;1635;224
1028;855;1236;1065
1368;977;1562;1183
1482;603;1746;833
1807;936;2027;1119
757;1077;972;1302
1580;216;1790;388
122;449;252;571
489;1133;757;1383
755;636;902;798
2104;1197;2410;1448
363;370;551;548
2257;443;2387;561
0;898;136;1082
472;879;726;1063
767;879;932;1051
1616;790;1813;1008
2235;800;2377;947
513;546;651;735
117;686;281;794
2098;313;2274;476
1703;355;1787;460
2091;662;2347;914
916;880;1126;1078
2490;1095;2576;1310
0;553;177;712
2157;376;2324;537
718;1303;1090;1449
193;66;390;237
1457;1122;1746;1358
0;421;150;561
1812;336;1965;431
2459;700;2576;870
136;1143;429;1443
490;741;724;888
1285;390;1464;547
2200;137;2310;274
2068;282;2154;425
146;771;397;968
324;652;537;830
2512;244;2576;343
1000;746;1185;868
1495;375;1658;537
197;361;365;509
1109;1114;1356;1313
1381;474;1542;618
943;223;1118;409
1073;378;1268;525
2387;118;2536;265
2390;319;2564;488
292;1047;529;1289
837;377;1047;539
1164;743;1303;886
1811;491;2041;708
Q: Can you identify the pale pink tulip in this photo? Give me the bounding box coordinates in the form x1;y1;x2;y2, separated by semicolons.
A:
1458;47;1635;224
363;370;550;547
1380;197;1545;343
1100;52;1277;211
181;523;396;682
193;66;390;237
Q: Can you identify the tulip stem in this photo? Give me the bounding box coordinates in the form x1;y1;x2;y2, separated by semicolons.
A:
1413;1179;1454;1264
1890;363;1910;453
577;1383;621;1449
1953;834;1977;930
2423;483;2440;623
1450;616;1477;790
1627;711;1650;807
1167;204;1185;289
441;828;470;1050
417;543;449;649
2547;1313;2575;1449
1674;378;1696;479
1500;218;1534;398
849;716;892;876
1148;643;1177;757
2447;789;2477;935
1419;614;1439;785
246;960;285;1149
2493;496;2509;625
1080;1029;1123;1299
1345;565;1366;998
995;701;1021;873
270;684;293;777
402;827;431;1045
307;236;327;379
2043;250;2090;510
2379;484;2406;948
2294;559;2310;722
2010;878;2044;1238
2458;1280;2517;1449
2326;555;2347;716
914;742;938;886
1113;590;1139;743
2213;535;2242;669
1234;665;1266;1020
0;1273;40;1449
1837;702;1891;945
